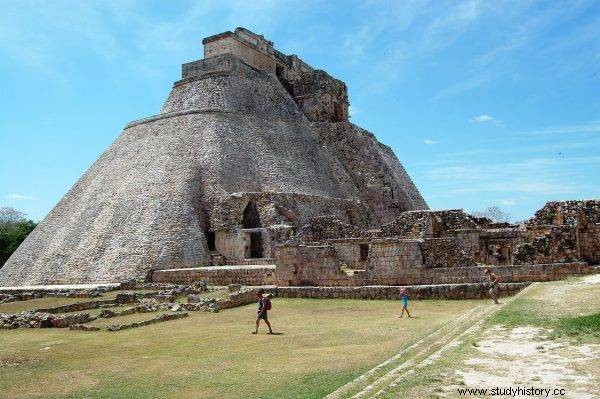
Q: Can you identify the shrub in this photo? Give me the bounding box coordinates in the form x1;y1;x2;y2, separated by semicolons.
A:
0;208;37;267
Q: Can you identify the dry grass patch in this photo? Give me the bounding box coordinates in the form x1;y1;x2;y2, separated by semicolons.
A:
0;297;479;399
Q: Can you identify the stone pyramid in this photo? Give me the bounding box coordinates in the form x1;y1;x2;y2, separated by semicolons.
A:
0;28;427;286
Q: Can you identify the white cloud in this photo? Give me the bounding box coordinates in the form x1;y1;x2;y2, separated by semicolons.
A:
500;199;516;206
470;114;503;126
471;114;494;123
424;139;438;145
6;193;37;201
348;105;359;117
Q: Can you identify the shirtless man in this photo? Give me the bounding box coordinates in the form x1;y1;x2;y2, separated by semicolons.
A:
484;268;500;304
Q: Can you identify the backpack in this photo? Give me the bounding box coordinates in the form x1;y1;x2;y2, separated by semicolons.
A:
262;297;272;311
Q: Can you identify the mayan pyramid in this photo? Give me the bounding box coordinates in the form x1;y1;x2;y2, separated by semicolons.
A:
0;28;427;286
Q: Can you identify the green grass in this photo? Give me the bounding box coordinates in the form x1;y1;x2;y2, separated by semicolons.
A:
487;297;554;327
0;297;479;399
552;312;600;339
488;277;600;342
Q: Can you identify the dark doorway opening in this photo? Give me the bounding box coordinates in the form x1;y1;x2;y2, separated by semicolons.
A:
276;65;285;79
206;231;216;251
359;244;369;261
242;201;261;229
249;232;263;258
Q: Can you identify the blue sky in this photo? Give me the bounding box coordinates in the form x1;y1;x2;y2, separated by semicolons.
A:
0;0;599;222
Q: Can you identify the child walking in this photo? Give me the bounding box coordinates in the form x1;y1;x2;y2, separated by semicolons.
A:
399;287;412;318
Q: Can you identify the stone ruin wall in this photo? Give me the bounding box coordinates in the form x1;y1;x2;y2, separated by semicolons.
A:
267;283;529;300
528;200;600;226
517;200;600;265
514;226;580;265
153;265;275;286
580;223;600;263
207;193;372;232
273;202;599;287
420;238;477;268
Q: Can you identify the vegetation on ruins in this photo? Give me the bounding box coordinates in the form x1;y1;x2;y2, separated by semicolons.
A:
0;207;36;267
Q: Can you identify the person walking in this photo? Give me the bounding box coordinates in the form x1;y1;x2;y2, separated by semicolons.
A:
399;287;412;318
252;289;274;334
484;268;500;304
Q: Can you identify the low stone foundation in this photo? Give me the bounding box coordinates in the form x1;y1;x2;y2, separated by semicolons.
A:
218;289;258;310
275;261;592;286
1;311;97;329
36;299;117;314
264;282;529;300
153;265;276;286
105;312;189;332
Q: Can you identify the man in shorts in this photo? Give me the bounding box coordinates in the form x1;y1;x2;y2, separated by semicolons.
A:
484;268;500;304
252;289;273;334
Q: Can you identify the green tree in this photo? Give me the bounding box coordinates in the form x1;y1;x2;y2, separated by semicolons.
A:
0;207;37;267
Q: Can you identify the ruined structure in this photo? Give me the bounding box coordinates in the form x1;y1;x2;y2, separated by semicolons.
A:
271;200;600;287
0;28;427;286
154;200;599;288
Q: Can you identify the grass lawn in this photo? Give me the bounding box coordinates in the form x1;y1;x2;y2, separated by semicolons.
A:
0;297;479;399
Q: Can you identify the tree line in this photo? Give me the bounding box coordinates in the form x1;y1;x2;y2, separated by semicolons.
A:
0;207;37;267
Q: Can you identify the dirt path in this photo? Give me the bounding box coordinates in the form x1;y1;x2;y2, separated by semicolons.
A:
440;275;600;399
442;325;599;398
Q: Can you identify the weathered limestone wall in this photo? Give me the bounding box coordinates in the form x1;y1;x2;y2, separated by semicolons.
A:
528;199;600;226
297;216;363;243
203;37;277;72
580;223;600;263
162;57;301;117
202;28;278;73
279;70;349;122
267;282;529;300
331;239;369;270
514;226;579;265
152;265;276;286
477;228;523;265
420;237;476;268
275;245;346;286
275;239;590;286
208;193;369;231
451;230;481;260
215;230;247;260
314;123;428;218
366;240;423;276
